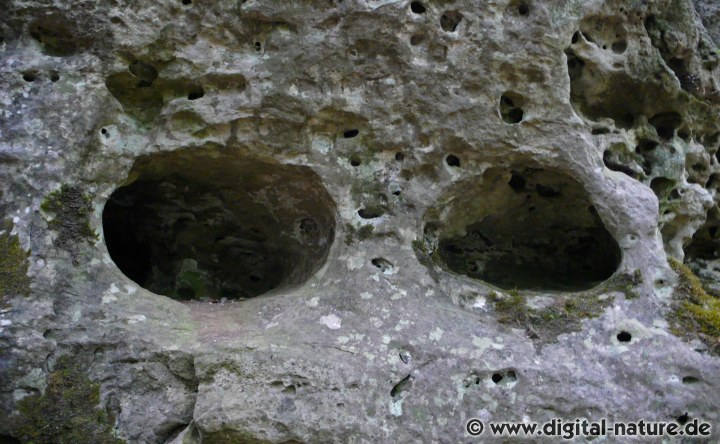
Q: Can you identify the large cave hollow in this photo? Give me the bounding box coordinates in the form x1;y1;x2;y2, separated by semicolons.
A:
426;167;622;291
102;147;337;301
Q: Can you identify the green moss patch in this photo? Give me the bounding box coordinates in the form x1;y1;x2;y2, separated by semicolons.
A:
0;220;31;301
668;258;720;354
41;185;98;256
344;223;374;245
9;355;124;444
489;286;615;343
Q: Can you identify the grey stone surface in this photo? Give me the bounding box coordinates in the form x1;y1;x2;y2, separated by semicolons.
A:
1;0;720;442
695;0;720;45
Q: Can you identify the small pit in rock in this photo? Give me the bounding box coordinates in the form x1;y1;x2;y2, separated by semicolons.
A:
371;258;394;274
617;331;632;342
682;376;700;385
410;2;425;14
440;11;462;32
103;147;336;301
187;86;205;100
649;112;682;141
500;94;525;124
343;129;359;139
491;370;517;386
358;208;383;219
129;60;158;85
425;167;621;291
446;154;461;167
22;71;38;82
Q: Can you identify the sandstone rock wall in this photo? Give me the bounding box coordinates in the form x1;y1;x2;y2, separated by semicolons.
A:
1;0;720;442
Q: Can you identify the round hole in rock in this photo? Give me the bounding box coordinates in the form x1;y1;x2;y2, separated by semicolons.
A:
102;147;337;301
617;331;632;342
129;60;159;84
371;257;395;274
611;41;627;54
440;11;462;32
649;112;681;141
410;1;426;14
491;373;503;384
500;93;525;124
49;71;60;82
682;376;700;384
446;154;461;167
182;0;192;4
350;157;361;167
395;152;405;161
22;71;38;82
187;86;204;100
518;3;529;15
424;166;621;291
358;208;383;219
344;129;359;138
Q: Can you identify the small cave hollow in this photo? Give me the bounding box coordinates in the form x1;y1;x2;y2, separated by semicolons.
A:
102;147;337;301
410;1;426;14
445;154;461;167
649;112;682;141
440;11;463;32
22;70;38;82
500;93;525;124
507;0;530;16
425;167;621;291
617;331;632;342
187;86;205;100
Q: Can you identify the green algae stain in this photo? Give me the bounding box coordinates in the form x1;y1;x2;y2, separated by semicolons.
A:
41;185;98;255
0;220;31;301
668;258;720;354
9;355;125;444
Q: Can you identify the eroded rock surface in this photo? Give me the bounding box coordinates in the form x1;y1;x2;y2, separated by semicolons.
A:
1;0;720;442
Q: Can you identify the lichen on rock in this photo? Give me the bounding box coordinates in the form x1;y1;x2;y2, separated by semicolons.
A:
40;185;98;256
0;220;30;302
9;355;124;444
669;258;720;354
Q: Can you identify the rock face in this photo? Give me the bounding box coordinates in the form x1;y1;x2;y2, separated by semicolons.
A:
1;0;720;442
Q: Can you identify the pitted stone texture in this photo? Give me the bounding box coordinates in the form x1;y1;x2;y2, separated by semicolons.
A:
1;0;720;442
695;0;720;45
